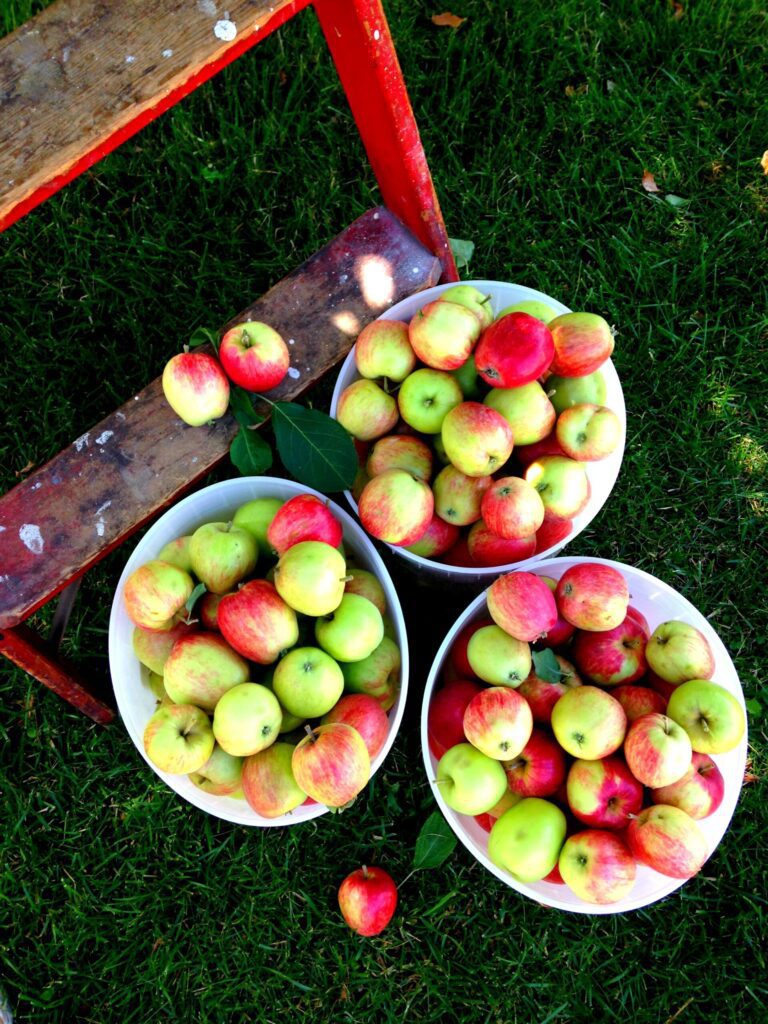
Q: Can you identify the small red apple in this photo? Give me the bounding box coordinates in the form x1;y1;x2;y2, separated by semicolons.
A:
427;679;483;759
219;321;290;391
474;313;555;388
266;494;343;555
504;729;566;798
338;865;398;936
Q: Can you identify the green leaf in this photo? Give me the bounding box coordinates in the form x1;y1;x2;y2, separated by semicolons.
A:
229;386;263;429
413;812;457;871
230;426;273;477
272;402;358;493
188;326;220;351
745;698;762;717
448;237;475;271
184;582;207;616
532;647;565;685
664;194;688;207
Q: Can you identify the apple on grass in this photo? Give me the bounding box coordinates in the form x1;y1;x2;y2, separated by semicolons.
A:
612;684;667;721
189;521;258;595
558;831;636;905
322;694;389;760
433;465;492;526
336;378;399;441
484;381;556;445
504;729;566;798
571;614;648;685
354;319;416;382
646;621;715;684
487;571;558;642
441;402;514;478
163;632;250;711
358;469;434;546
551;685;627;759
566;757;643;829
124;560;195;631
517;655;582;724
366;434;433;482
462;686;533;761
467;522;536;567
338;865;398;937
273;540;348;618
626;805;709;879
272;646;344;718
232;497;284;559
408;300;481;370
266;494;343;556
623;713;693;788
555;562;630;632
524;456;589;520
467;625;532;688
397;367;463;434
556;403;622;462
218;320;290;391
189;744;244;796
241;742;307;818
474;313;554;388
292;723;370;809
161;351;230;426
212;682;283;757
435;743;509;815
548;312;614;377
480;477;546;540
143;703;215;775
341;636;401;711
428;679;483;759
488;798;567;883
651;752;725;819
217;579;299;664
666;679;746;754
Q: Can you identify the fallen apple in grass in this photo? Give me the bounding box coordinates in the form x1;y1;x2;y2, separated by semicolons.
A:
338;865;398;937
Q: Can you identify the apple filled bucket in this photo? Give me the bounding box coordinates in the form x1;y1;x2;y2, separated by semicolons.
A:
109;478;408;826
330;281;626;586
421;557;747;914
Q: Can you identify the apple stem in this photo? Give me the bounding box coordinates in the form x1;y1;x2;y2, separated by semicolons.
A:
361;864;369;879
341;575;354;583
304;724;317;744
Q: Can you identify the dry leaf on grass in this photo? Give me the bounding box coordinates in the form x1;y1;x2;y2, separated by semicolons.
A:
565;83;589;97
642;169;662;193
760;151;768;174
669;0;685;19
431;12;466;28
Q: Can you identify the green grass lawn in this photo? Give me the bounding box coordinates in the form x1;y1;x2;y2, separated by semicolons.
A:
1;1;767;1021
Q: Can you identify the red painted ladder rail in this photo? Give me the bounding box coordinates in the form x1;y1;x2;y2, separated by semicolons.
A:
0;207;443;722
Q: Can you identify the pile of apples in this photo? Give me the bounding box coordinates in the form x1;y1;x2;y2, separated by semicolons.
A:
123;493;402;817
427;562;746;905
334;286;622;566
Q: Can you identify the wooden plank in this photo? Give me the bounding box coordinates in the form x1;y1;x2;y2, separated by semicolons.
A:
0;0;311;230
0;207;442;628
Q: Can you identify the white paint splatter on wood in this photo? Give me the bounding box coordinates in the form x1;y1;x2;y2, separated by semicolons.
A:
214;19;237;41
96;500;112;515
162;48;173;58
96;430;114;445
125;55;136;64
74;432;90;451
19;524;44;555
287;367;301;379
197;0;217;15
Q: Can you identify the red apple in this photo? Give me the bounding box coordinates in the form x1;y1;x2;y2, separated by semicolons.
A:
474;313;555;388
292;723;370;808
338;865;398;936
427;679;483;759
467;522;536;567
626;805;709;879
623;713;692;788
612;684;667;721
322;694;390;761
556;403;622;461
504;729;566;798
217;579;299;664
555;562;629;631
487;571;558;643
198;591;227;631
266;494;343;556
558;830;636;904
480;477;545;540
625;605;651;637
366;434;433;482
566;756;644;830
534;509;573;556
358;469;434;546
218;321;290;391
405;514;460;558
548;312;614;377
517;655;582;724
463;686;533;761
651;752;725;819
440;537;476;567
534;576;576;649
570;614;648;685
514;433;567;469
647;668;680;702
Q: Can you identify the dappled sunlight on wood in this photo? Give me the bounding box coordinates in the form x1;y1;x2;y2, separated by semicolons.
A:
355;253;396;310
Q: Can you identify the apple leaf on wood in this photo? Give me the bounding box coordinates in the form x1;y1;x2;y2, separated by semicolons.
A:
532;648;565;685
230;426;273;476
413;812;457;871
448;237;475;271
272;402;358;494
229;386;263;430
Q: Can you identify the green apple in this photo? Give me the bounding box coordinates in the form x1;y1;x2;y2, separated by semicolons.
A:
212;683;282;757
147;671;170;703
556;403;622;461
438;285;494;329
241;742;307;818
272;646;345;718
666;679;746;754
123;560;194;630
341;636;401;710
336;378;399;441
451;355;483;399
409;299;481;370
432;464;492;526
397;367;463;434
232;497;284;558
189;521;258;595
646;621;715;684
273;540;347;616
484;381;556;445
441;402;514;478
163;632;250;711
496;300;559;324
315;593;384;662
551;686;627;759
488;798;567;883
435;743;509;815
156;535;194;572
189;743;244;795
132;621;191;675
546;370;607;415
259;666;306;733
524;455;589;518
354;319;416;382
143;703;215;774
467;625;532;687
